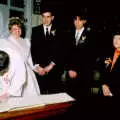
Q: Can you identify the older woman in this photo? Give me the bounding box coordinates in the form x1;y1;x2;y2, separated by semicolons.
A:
0;17;40;101
102;29;120;96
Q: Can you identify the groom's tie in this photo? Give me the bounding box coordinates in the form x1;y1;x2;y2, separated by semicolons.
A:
46;27;49;39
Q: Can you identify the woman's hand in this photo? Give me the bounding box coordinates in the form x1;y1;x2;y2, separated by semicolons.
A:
104;58;112;67
0;92;9;103
33;65;46;76
102;84;112;96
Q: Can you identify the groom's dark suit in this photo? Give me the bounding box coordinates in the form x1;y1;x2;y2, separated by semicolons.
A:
31;24;64;94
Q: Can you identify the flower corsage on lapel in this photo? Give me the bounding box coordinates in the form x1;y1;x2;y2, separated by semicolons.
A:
80;27;90;42
51;29;56;36
104;57;112;67
79;35;87;44
81;36;87;41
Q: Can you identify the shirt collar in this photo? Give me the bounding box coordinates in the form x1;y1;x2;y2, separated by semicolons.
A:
76;27;84;34
43;24;52;34
115;49;120;55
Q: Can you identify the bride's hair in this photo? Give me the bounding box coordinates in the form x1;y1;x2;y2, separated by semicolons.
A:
8;17;23;31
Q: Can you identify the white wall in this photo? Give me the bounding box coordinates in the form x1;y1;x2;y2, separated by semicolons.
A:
32;14;42;27
0;4;9;38
24;0;32;39
25;0;43;38
31;0;42;27
0;0;42;39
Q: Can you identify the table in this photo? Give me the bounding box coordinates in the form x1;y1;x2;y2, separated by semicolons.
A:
0;102;73;120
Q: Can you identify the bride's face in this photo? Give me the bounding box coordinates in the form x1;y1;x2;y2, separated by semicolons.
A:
10;24;22;38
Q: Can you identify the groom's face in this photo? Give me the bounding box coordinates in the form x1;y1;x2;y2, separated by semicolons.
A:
42;12;54;26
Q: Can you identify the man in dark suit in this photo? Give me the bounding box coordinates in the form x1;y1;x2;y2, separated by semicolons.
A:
64;13;96;99
31;8;64;94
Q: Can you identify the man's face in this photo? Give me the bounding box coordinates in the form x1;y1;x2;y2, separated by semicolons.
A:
42;12;54;26
113;35;120;49
74;16;86;30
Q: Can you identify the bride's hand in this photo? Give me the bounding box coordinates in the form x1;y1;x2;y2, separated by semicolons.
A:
0;92;9;103
33;65;46;76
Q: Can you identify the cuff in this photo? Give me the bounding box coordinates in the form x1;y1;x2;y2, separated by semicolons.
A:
32;64;39;70
51;61;56;66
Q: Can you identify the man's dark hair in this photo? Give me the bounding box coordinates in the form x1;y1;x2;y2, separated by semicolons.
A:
40;1;54;15
40;8;53;16
72;13;87;21
0;51;9;75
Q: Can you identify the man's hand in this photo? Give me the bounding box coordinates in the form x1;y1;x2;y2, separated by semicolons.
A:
102;84;112;96
44;63;54;73
68;70;77;79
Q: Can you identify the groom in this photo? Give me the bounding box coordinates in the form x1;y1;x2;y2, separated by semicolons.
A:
31;7;64;94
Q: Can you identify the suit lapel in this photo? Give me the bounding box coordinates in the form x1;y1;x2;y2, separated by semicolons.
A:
78;28;87;44
73;30;76;46
80;29;85;40
50;25;56;37
41;25;46;37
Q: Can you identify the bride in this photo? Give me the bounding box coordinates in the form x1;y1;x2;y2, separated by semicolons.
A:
0;17;41;102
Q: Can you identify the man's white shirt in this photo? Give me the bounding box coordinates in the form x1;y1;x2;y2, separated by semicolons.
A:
43;25;52;35
75;27;84;45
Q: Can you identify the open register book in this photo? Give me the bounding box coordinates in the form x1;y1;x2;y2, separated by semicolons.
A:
0;93;75;112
